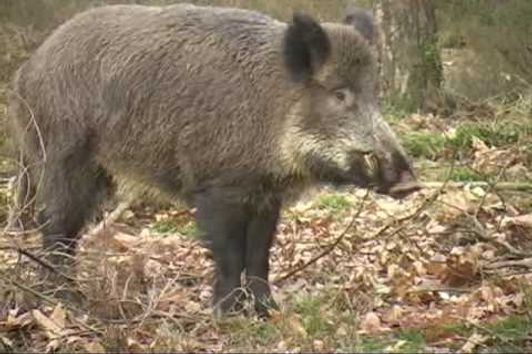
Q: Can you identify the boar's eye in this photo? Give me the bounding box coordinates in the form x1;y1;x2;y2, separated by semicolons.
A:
334;90;346;102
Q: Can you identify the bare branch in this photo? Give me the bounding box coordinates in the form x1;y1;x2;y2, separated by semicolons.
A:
273;189;370;284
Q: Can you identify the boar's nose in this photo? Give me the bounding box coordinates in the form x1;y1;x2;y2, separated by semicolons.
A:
375;151;422;199
387;169;421;199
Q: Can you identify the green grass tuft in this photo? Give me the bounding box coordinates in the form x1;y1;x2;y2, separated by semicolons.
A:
151;219;199;238
316;194;353;212
448;166;485;181
295;296;334;337
355;330;426;353
402;132;447;160
447;121;525;151
401;119;531;162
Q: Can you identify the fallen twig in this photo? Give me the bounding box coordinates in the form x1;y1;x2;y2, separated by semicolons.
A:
273;190;370;284
473;228;532;258
423;181;532;192
1;269;58;306
17;248;77;283
484;257;532;270
86;201;131;238
274;161;454;284
473;160;512;219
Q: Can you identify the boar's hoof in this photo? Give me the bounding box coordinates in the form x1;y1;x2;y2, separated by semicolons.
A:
213;288;247;318
253;296;279;319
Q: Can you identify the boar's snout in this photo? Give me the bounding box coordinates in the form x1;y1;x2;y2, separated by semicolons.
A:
373;151;421;199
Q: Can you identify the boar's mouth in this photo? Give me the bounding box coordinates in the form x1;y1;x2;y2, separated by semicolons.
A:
354;152;421;200
311;152;421;199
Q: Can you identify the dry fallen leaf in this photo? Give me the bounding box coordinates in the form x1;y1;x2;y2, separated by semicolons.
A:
277;340;287;351
49;304;66;331
3;178;530;353
502;213;532;229
460;332;488;353
83;341;106;353
313;339;325;352
385;339;407;353
1;311;33;331
32;309;63;339
0;336;13;350
46;338;61;352
360;312;384;334
441;251;478;286
282;314;308;338
127;337;145;353
382;305;404;325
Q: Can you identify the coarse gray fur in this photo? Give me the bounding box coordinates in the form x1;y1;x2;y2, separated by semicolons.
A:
8;3;418;316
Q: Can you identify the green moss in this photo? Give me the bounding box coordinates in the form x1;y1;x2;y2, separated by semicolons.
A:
448;166;485;181
478;316;532;353
448;121;526;151
395;330;427;353
357;337;387;352
222;317;281;348
402;131;446;160
151;219;177;234
295;296;334;337
402;119;531;162
423;315;531;352
354;330;425;353
316;193;353;212
490;315;531;340
151;219;199;238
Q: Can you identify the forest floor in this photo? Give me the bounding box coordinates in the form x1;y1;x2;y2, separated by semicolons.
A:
0;94;532;352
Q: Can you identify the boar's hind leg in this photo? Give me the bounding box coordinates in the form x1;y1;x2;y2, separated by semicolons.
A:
9;157;37;231
195;191;248;316
38;148;111;271
245;203;280;317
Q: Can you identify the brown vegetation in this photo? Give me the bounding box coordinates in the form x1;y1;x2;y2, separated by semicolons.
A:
0;0;531;352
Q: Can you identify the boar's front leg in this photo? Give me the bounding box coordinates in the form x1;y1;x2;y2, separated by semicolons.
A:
195;190;248;317
245;202;280;317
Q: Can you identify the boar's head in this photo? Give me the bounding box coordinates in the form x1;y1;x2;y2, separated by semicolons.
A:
281;13;420;199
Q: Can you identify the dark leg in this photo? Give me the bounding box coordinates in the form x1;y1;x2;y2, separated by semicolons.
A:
245;202;281;317
194;190;249;316
37;152;111;270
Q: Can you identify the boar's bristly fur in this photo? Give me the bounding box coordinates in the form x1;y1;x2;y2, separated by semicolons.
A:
8;3;419;317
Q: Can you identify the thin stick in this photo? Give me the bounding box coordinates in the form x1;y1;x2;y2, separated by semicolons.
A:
423;181;532;192
86;201;130;238
273;190;370;284
273;158;454;284
484;257;532;269
17;248;77;282
1;270;58;305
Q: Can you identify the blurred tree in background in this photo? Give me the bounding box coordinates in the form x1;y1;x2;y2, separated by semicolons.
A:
1;0;530;103
0;0;530;144
437;0;532;100
373;0;442;113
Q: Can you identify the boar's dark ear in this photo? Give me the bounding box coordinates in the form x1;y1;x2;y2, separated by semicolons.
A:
283;12;331;82
344;8;375;44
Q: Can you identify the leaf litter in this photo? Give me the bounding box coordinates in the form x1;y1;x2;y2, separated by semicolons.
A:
1;148;531;352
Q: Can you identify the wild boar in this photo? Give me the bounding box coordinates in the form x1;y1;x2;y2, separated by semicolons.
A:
8;3;420;317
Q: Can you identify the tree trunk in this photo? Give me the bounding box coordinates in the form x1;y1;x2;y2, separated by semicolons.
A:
373;0;443;113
